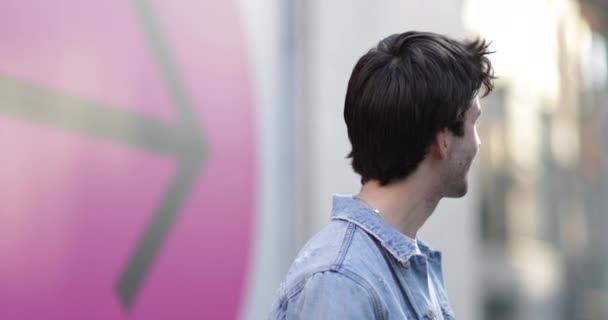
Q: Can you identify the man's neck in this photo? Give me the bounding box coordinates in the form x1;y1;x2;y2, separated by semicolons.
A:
357;167;442;239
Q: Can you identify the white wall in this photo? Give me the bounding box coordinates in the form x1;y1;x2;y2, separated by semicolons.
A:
238;0;292;318
239;1;482;319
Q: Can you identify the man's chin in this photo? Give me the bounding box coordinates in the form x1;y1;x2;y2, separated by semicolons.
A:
444;181;468;198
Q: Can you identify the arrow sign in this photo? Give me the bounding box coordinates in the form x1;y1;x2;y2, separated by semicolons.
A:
0;0;255;318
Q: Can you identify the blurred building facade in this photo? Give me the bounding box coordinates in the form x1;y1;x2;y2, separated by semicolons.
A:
465;0;608;319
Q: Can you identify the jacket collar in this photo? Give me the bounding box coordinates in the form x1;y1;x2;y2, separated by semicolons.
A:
330;194;435;264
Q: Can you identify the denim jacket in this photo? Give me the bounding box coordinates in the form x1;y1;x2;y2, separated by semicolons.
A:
269;195;456;320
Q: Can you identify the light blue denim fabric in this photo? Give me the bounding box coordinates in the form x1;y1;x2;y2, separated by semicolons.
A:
268;195;456;320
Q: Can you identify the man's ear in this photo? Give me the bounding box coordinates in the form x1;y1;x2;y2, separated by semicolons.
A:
433;128;450;160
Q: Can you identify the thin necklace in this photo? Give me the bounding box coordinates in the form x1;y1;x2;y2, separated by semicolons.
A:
356;195;419;243
355;195;380;215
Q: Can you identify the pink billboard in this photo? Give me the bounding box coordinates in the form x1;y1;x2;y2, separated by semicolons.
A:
0;0;256;319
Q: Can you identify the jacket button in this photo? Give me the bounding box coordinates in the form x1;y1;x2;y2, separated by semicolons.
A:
401;261;410;268
424;310;436;319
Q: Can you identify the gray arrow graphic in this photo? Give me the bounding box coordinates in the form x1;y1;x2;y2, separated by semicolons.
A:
0;0;208;311
115;0;208;309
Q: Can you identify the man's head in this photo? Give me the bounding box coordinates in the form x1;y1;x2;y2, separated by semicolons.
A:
344;31;495;197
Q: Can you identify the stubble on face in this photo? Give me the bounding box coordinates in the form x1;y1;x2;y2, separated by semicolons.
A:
442;144;471;198
441;100;481;198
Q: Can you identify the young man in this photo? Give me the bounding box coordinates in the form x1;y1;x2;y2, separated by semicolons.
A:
269;31;495;319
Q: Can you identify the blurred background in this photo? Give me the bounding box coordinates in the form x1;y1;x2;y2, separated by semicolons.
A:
0;0;606;319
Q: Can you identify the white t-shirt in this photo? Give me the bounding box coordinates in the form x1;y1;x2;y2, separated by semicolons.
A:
406;236;445;320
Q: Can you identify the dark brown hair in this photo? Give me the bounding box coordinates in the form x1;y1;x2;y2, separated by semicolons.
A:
344;31;495;185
